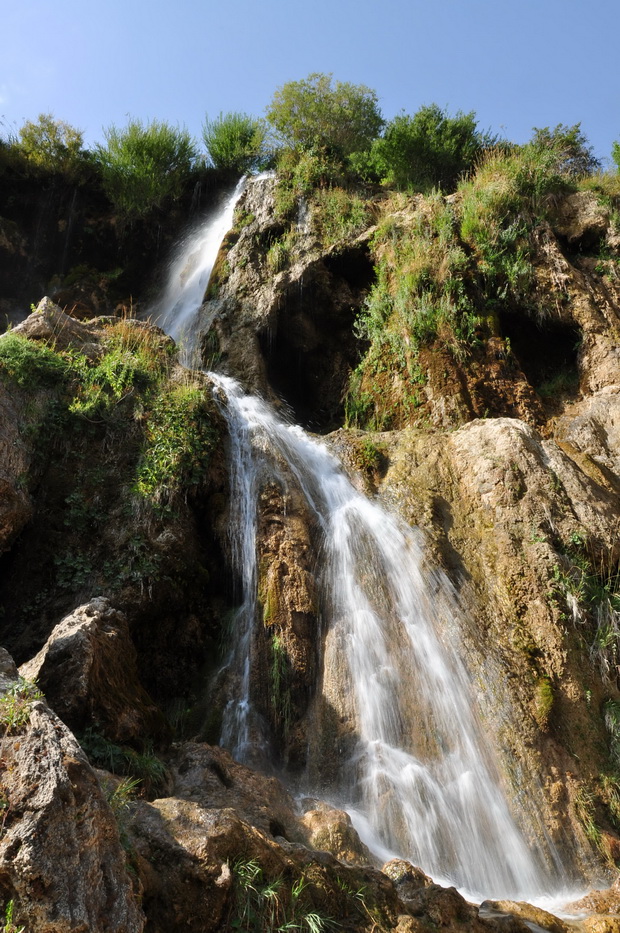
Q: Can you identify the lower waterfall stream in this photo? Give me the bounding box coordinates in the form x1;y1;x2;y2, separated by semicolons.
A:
154;177;587;906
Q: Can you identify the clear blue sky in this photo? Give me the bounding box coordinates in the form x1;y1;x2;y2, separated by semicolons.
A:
2;0;618;162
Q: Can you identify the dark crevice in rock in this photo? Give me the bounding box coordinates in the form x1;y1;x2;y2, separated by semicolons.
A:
498;310;582;400
258;246;374;432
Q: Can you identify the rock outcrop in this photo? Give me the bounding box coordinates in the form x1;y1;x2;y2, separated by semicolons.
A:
0;648;145;932
20;597;165;744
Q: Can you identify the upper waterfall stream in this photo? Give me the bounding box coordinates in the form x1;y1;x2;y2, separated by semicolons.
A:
153;176;583;905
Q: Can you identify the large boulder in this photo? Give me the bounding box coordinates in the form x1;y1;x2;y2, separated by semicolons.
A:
0;648;145;932
168;741;303;842
299;801;374;865
20;597;166;744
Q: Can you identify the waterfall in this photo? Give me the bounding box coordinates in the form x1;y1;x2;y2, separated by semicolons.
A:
151;177;246;363
210;374;562;901
153;176;577;903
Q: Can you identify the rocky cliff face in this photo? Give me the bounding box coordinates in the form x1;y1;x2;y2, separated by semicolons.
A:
193;175;620;879
2;168;620;930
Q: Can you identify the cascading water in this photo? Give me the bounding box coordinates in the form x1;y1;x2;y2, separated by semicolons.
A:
151;177;246;363
153;175;580;904
210;374;561;901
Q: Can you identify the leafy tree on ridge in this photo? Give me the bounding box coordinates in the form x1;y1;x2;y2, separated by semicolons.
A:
266;72;384;158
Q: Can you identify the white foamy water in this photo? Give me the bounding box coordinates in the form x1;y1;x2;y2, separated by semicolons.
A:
210;374;562;901
151;177;246;363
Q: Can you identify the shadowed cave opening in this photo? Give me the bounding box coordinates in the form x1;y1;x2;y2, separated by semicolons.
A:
499;310;582;399
259;245;374;432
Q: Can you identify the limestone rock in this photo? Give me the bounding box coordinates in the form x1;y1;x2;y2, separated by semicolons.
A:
300;801;374;865
168;742;303;842
582;917;620;933
9;296;102;355
550;192;610;248
482;900;577;933
568;877;620;914
20;597;165;744
0;651;145;932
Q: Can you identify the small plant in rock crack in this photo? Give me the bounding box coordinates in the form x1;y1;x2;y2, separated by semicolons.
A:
229;858;335;932
2;900;24;933
0;677;43;735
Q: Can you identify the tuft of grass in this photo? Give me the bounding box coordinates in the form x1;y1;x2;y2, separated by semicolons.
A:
0;677;43;735
348;192;477;428
80;727;168;794
229;859;335;933
311;187;370;245
1;900;24;933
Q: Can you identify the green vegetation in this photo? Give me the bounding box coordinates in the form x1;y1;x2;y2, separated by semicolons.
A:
551;532;620;684
270;633;292;738
80;727;167;795
311;187;370;245
529;122;600;177
94;118;197;218
0;333;69;388
134;383;218;508
17;112;85;177
533;675;554;728
356;104;495;192
203;111;268;173
229;859;333;933
347;192;476;428
0;318;220;604
266;72;383;158
0;677;44;735
2;901;24;933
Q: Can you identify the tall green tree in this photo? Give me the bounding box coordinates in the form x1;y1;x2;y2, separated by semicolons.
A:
202;112;268;173
266;72;383;157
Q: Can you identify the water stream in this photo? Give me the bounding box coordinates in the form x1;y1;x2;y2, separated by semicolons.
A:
153;175;581;903
152;177;246;363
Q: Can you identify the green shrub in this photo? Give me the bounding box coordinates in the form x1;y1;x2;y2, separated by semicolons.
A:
95;119;197;218
134;384;217;506
613;141;620;174
266;72;383;157
0;677;43;735
202;111;268;173
529;123;600;177
17;112;85;177
67;321;166;418
458;143;574;313
0;333;69;388
363;104;495;192
348;193;477;428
